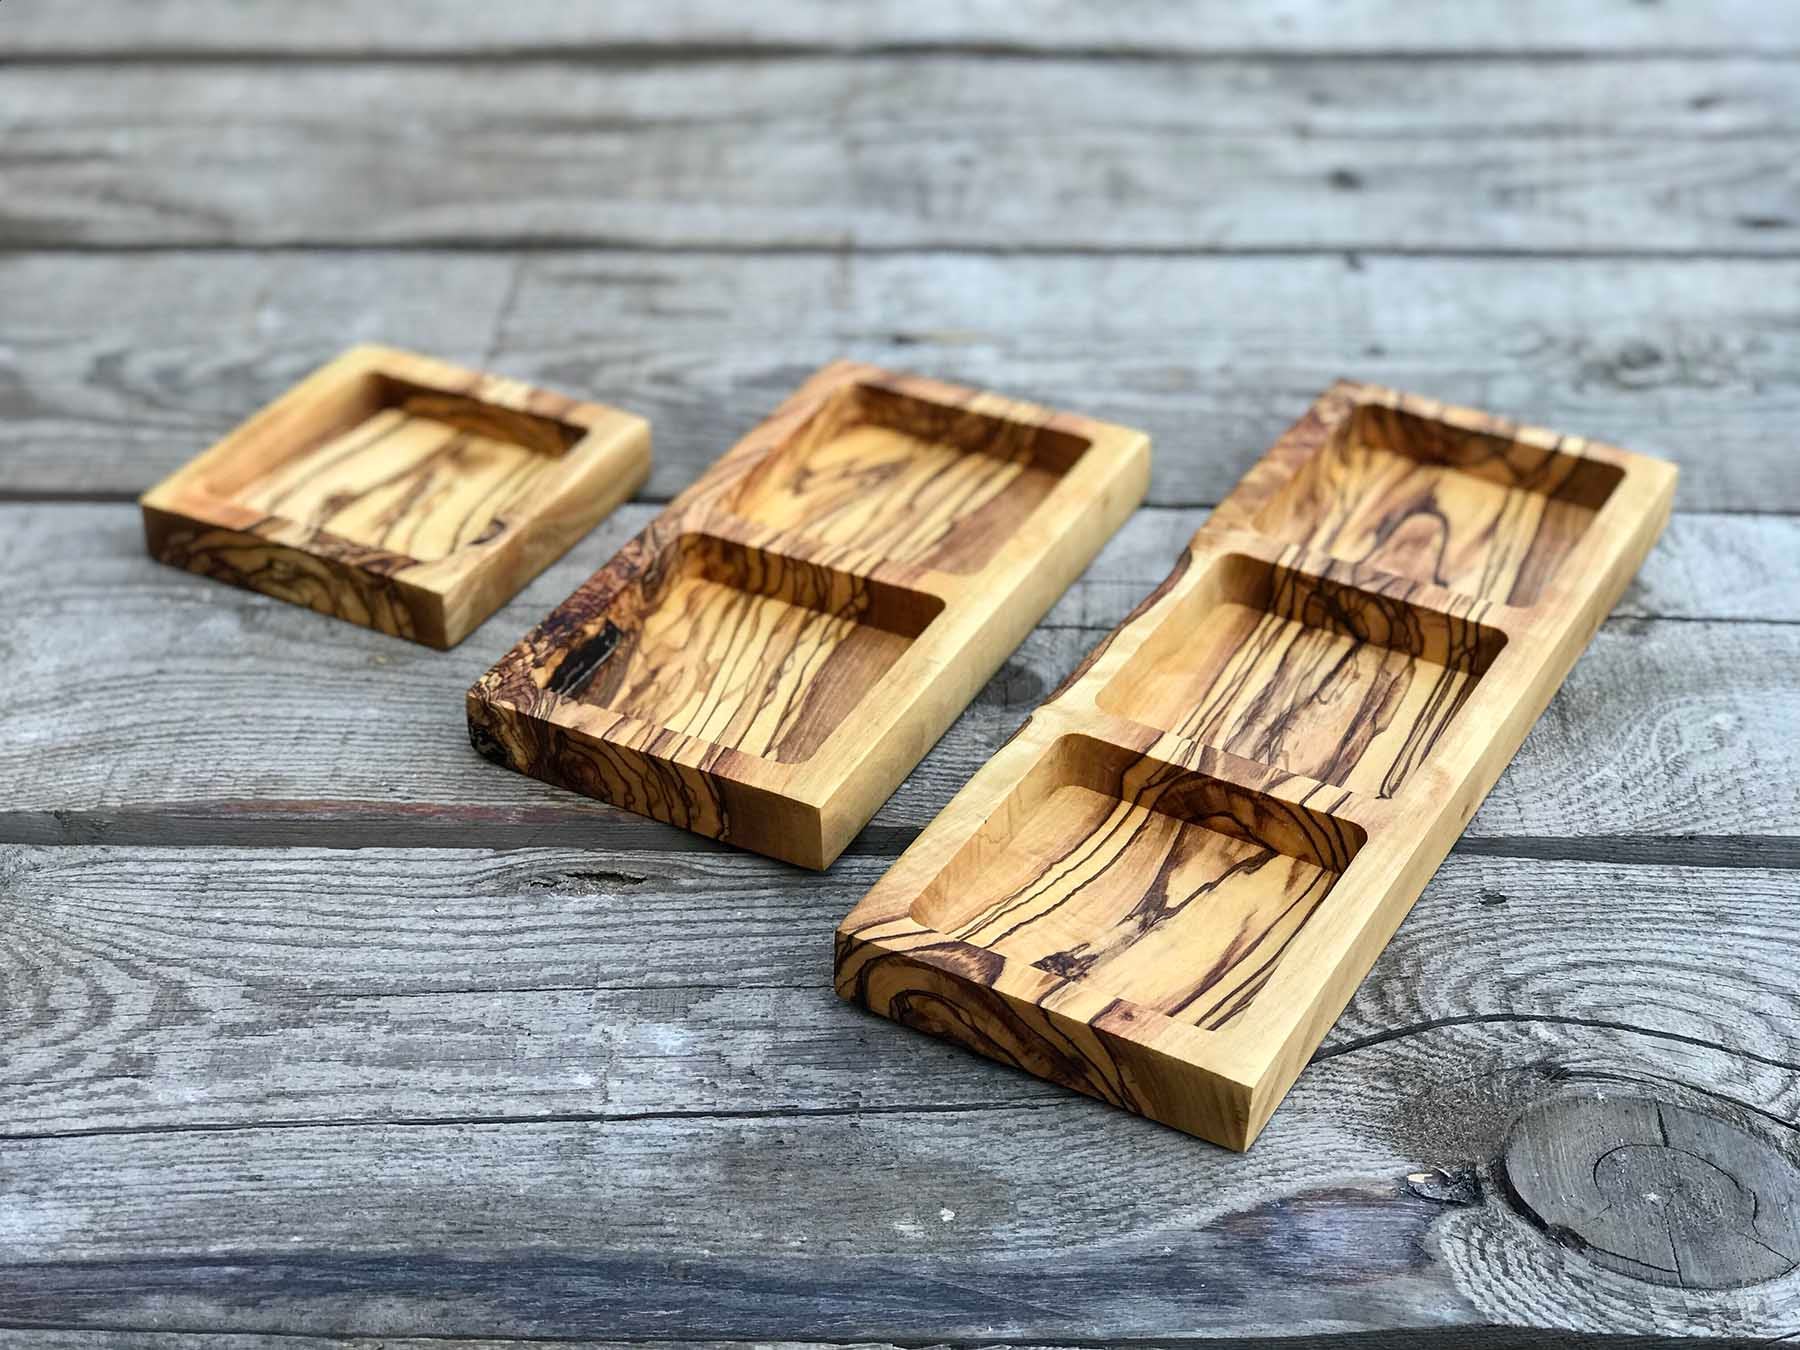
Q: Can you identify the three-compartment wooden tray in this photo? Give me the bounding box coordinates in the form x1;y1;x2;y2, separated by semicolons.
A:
141;345;651;648
468;361;1152;868
836;381;1677;1150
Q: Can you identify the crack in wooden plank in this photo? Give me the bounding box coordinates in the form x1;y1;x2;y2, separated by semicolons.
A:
0;1096;1078;1146
13;242;1800;261
1315;1011;1800;1082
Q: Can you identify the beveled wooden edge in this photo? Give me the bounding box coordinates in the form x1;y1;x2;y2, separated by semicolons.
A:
140;344;651;648
837;380;1680;1148
470;359;1151;868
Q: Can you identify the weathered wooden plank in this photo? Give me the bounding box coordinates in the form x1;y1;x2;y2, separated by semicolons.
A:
2;1018;1795;1339
9;0;1798;56
0;1346;837;1350
5;252;1800;511
0;1346;928;1350
0;846;1015;1137
3;60;1799;252
6;843;1799;1144
7;845;1799;1334
1;503;1794;853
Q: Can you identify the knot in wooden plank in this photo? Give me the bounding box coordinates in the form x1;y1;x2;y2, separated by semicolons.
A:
1499;1094;1800;1289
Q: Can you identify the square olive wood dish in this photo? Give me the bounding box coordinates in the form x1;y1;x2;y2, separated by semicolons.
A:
141;344;650;648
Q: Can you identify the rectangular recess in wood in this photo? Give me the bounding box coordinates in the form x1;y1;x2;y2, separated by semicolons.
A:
836;381;1676;1150
141;345;651;649
467;361;1152;869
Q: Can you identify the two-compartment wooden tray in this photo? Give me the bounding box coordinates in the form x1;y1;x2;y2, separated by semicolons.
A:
836;381;1677;1150
468;361;1152;868
142;345;650;648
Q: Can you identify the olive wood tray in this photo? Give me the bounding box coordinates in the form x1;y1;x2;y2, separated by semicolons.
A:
142;345;650;648
836;381;1677;1150
468;361;1152;869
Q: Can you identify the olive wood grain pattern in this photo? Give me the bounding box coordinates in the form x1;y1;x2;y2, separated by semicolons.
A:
838;380;1678;1150
140;345;650;649
468;362;1150;869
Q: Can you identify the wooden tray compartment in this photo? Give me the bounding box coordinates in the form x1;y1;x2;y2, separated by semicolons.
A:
1094;554;1508;799
1248;399;1625;606
909;734;1365;1031
141;345;650;648
837;381;1677;1149
729;380;1091;573
469;362;1151;869
552;534;944;764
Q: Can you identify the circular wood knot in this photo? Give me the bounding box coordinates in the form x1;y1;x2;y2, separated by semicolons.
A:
1500;1094;1800;1289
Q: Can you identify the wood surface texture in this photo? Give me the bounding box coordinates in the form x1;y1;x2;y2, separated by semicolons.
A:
14;1;1800;55
468;363;1147;867
8;250;1800;512
6;2;1800;1344
139;346;650;648
7;57;1800;253
839;383;1677;1149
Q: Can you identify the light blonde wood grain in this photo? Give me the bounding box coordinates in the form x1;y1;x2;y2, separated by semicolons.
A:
468;361;1150;869
837;380;1677;1149
138;345;650;649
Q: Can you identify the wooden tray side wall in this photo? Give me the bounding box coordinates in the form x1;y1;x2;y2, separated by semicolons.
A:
468;362;1152;869
836;380;1678;1149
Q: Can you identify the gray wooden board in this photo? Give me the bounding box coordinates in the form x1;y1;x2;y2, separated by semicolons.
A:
10;0;1800;56
0;1340;916;1350
4;888;1799;1338
7;7;1800;1344
4;59;1800;252
1;503;1795;856
4;251;1800;511
5;845;1799;1137
1;1340;1737;1350
0;1344;876;1350
5;846;1800;1337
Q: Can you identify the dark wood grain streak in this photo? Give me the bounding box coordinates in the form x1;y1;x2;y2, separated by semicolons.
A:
909;744;1361;1031
142;516;424;640
1100;558;1503;798
1254;404;1622;605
